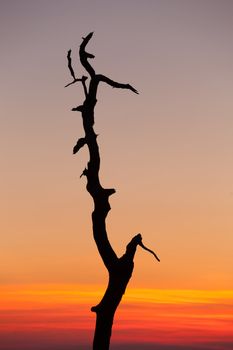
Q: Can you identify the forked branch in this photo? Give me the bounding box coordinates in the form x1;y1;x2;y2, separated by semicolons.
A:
65;50;88;97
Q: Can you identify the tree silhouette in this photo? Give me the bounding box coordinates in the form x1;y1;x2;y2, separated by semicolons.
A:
65;32;160;350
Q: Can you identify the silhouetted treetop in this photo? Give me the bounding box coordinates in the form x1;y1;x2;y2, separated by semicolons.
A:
65;32;159;350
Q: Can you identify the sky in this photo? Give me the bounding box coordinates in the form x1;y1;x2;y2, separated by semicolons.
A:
1;0;233;349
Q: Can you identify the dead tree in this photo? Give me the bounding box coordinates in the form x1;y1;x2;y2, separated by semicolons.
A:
65;32;160;350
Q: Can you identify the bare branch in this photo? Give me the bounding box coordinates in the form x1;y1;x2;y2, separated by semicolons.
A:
97;74;139;94
71;105;83;112
82;32;94;45
73;137;86;154
67;49;76;80
65;78;82;88
79;32;95;78
65;49;89;97
86;52;95;59
80;168;88;178
65;50;83;87
139;239;160;262
123;233;143;261
123;233;160;262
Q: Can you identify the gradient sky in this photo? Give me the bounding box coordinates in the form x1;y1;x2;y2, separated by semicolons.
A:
1;0;233;349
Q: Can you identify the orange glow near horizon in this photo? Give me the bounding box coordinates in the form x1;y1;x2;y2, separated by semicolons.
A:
1;285;232;349
1;2;233;349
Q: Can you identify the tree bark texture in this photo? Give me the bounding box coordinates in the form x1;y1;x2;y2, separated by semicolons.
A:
65;32;159;350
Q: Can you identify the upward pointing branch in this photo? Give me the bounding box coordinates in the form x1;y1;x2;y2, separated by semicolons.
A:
80;32;95;78
65;49;88;98
67;49;76;80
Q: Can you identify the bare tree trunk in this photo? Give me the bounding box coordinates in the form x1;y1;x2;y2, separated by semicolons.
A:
65;32;160;350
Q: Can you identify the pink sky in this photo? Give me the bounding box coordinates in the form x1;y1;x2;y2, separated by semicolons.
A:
1;0;233;349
